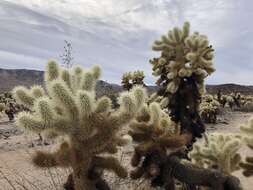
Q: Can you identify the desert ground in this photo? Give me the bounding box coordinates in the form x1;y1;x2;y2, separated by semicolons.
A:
0;109;252;190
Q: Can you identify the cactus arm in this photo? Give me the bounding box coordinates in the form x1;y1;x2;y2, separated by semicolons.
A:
129;121;152;133
95;96;111;113
157;133;191;149
128;130;150;142
48;81;79;123
32;142;71;168
16;112;45;132
32;151;58;168
92;156;128;178
240;157;253;176
13;86;35;108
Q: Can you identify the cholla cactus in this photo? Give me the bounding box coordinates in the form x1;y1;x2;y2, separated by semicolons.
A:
121;70;145;90
13;60;146;190
151;21;215;95
240;117;253;176
226;95;235;110
150;22;215;144
189;133;241;174
132;70;145;86
219;95;227;107
128;102;190;188
121;72;133;90
200;94;220;123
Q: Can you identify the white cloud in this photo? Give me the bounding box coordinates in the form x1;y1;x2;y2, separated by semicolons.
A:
1;0;253;85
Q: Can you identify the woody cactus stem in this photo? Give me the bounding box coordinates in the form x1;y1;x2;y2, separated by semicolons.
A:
151;22;215;145
13;60;146;190
166;155;242;190
169;76;204;145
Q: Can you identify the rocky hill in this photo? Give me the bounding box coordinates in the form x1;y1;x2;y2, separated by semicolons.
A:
0;68;253;95
206;84;253;95
0;68;123;97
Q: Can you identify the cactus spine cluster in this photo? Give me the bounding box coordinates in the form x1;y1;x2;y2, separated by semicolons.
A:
189;133;241;174
151;21;215;97
13;60;146;190
240;117;253;176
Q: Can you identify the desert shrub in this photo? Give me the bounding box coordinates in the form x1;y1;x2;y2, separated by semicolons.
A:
13;60;146;190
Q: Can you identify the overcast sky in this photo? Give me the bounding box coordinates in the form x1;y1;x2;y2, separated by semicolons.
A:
0;0;252;85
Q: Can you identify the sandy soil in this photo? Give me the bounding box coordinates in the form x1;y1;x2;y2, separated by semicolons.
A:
0;110;252;190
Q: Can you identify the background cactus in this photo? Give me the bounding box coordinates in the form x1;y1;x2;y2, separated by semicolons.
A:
0;91;26;121
121;72;133;90
13;60;146;190
240;117;253;176
227;95;235;110
189;133;242;174
220;95;228;107
132;70;145;86
200;94;220;123
121;70;145;90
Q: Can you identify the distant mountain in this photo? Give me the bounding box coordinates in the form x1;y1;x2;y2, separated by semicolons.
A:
0;68;44;92
0;68;253;95
206;84;253;95
0;68;122;97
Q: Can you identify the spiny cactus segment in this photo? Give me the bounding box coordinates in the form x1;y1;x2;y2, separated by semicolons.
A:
189;133;241;174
